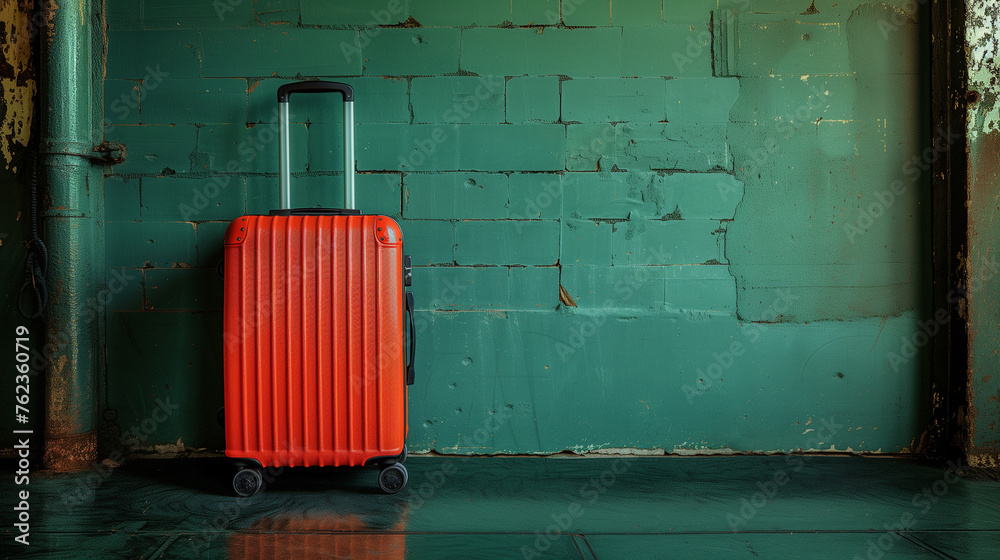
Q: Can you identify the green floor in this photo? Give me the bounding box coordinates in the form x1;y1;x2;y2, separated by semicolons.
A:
4;456;999;559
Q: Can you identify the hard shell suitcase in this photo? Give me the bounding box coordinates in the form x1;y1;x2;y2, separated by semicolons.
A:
222;81;414;497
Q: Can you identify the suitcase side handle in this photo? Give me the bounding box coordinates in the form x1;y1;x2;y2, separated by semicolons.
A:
405;291;415;386
277;81;355;211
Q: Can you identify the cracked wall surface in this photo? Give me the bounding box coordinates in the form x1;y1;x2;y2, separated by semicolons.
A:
100;0;931;456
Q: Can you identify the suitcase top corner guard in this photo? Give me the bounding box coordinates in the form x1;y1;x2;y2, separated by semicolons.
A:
225;216;250;245
374;216;402;246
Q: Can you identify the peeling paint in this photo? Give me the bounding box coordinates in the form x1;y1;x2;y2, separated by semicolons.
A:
966;0;1000;471
0;0;37;167
152;437;187;454
967;1;1000;141
557;284;577;307
671;447;737;456
588;447;666;456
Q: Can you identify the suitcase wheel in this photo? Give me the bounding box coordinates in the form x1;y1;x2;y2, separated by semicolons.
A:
378;463;408;494
233;467;263;497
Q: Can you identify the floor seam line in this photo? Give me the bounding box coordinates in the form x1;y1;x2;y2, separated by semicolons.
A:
580;533;599;560
898;531;959;560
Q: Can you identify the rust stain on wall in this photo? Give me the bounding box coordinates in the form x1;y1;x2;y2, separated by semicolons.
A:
966;0;1000;469
0;0;36;168
45;354;83;434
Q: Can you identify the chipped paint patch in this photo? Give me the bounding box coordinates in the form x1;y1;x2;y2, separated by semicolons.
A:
0;0;37;167
587;447;667;456
967;0;1000;141
152;437;187;454
671;446;738;456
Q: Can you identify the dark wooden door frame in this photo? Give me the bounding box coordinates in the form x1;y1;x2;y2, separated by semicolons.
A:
927;0;969;461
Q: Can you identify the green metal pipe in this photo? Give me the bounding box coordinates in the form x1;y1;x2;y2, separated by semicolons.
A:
40;0;102;470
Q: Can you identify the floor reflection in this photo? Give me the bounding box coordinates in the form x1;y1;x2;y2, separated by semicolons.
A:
228;507;407;559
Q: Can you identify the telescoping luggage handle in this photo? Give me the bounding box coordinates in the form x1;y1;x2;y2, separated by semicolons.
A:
277;81;355;210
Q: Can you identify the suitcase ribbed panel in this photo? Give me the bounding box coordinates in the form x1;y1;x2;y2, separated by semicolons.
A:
223;214;406;468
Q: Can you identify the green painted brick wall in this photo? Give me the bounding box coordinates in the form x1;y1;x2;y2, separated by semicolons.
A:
364;29;462;75
404;173;509;219
101;0;932;456
507;77;560;123
562;78;669;123
411;76;506;124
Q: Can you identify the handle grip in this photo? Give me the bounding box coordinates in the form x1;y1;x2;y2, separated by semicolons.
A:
405;291;415;386
277;81;354;103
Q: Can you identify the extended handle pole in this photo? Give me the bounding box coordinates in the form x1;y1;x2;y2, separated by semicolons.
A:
343;101;355;210
279;102;292;208
277;81;356;210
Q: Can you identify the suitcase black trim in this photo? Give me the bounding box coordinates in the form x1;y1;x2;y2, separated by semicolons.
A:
269;208;362;216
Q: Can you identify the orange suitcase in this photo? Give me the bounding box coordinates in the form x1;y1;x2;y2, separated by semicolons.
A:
222;81;414;497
